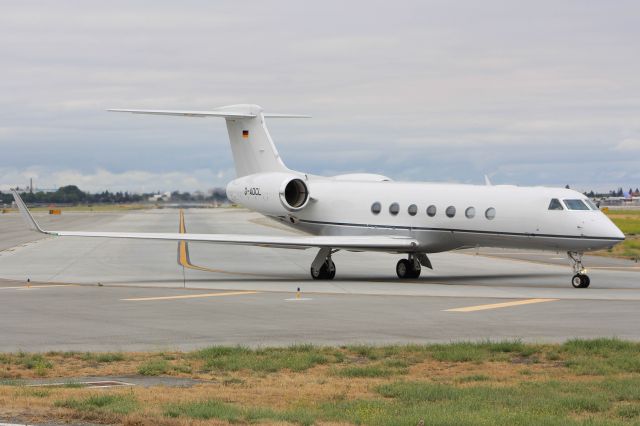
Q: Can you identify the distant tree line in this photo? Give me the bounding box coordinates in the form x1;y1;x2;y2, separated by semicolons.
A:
584;188;640;198
0;185;228;205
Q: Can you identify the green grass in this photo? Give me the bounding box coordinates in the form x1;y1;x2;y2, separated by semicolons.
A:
164;400;315;425
458;374;490;382
193;344;333;373
81;352;125;363
619;238;640;257
9;353;54;376
5;340;640;425
559;338;640;375
335;365;404;378
427;339;538;363
137;359;170;376
136;359;194;375
315;379;626;425
610;217;640;235
598;210;640;259
608;209;640;215
55;393;137;415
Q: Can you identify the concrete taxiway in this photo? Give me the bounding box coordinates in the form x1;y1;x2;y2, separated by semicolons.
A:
0;208;638;352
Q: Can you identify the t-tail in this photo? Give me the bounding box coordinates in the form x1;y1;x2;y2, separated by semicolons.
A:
108;104;310;177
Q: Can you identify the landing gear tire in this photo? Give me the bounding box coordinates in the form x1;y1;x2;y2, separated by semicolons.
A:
568;252;590;288
311;260;336;280
571;274;590;289
396;259;421;279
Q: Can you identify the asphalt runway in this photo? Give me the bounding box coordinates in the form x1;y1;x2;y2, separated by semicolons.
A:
0;208;639;352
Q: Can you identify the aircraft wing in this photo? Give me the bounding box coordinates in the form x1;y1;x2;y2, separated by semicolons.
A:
10;190;417;252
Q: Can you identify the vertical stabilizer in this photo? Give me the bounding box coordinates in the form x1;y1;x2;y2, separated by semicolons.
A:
220;104;289;177
108;103;309;177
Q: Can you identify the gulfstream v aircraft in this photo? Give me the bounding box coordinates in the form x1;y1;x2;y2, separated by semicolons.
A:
11;104;625;288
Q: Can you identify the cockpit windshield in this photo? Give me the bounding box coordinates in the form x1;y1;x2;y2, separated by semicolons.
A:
584;199;599;210
563;199;590;210
548;199;564;210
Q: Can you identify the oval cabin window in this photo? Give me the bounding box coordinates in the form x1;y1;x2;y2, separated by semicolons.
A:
465;207;476;219
485;207;496;220
371;202;381;214
446;206;456;218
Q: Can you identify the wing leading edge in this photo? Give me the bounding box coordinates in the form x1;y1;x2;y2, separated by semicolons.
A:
9;190;417;252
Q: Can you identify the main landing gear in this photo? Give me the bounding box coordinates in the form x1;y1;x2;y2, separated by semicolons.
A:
568;251;590;288
310;247;336;280
396;255;422;279
308;250;432;281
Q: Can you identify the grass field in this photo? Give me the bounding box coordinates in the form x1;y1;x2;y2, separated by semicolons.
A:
2;340;640;425
599;210;640;260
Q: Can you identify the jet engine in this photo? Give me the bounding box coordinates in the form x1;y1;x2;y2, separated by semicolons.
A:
226;172;310;215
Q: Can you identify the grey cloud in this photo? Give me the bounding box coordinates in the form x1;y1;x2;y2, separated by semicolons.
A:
1;0;639;192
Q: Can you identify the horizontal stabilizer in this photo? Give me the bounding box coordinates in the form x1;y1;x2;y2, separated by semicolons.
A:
108;109;311;119
107;109;256;118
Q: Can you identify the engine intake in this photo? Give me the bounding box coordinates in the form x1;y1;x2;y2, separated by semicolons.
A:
281;178;309;210
226;172;311;215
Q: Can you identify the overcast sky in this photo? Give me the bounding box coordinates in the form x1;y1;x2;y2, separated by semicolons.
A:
1;0;638;193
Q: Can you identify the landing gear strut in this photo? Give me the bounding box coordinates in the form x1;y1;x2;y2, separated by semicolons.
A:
310;247;336;280
396;255;421;279
568;251;590;288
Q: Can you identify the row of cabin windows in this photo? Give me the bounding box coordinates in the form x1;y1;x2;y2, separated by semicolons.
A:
371;202;496;220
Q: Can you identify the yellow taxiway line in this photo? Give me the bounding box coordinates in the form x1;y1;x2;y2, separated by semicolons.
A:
444;298;559;312
122;290;259;302
177;210;265;276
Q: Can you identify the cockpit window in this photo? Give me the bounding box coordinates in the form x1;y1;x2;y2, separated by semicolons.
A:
585;199;599;210
564;199;589;210
548;199;564;210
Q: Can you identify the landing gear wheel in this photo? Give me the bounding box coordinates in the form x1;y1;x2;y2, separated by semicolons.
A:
568;252;590;288
396;259;410;279
408;261;421;279
310;260;336;280
571;274;590;288
396;259;421;279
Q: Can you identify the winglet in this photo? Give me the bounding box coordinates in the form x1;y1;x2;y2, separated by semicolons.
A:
10;189;48;234
484;175;492;186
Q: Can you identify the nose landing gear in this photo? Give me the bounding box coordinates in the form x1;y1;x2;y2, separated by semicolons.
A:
568;251;590;288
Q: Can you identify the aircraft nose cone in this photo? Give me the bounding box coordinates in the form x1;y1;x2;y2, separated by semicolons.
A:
602;217;625;241
611;223;625;240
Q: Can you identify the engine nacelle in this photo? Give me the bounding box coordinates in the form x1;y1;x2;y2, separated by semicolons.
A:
226;172;310;215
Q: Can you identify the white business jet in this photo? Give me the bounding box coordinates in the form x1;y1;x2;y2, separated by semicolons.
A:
11;104;624;288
